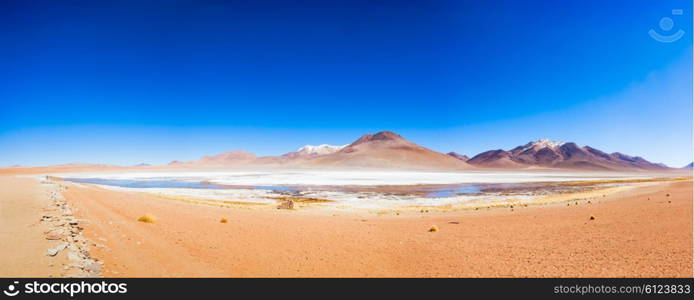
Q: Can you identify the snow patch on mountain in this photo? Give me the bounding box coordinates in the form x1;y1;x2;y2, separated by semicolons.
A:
520;138;565;152
295;144;347;156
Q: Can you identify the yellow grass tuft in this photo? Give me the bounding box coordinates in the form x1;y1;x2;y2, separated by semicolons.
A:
267;196;332;203
429;225;438;232
137;214;156;223
220;217;228;223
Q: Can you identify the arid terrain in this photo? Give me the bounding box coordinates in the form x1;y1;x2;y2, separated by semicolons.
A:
0;166;691;277
1;131;691;277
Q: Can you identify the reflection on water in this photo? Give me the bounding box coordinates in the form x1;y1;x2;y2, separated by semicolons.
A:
254;185;299;192
425;185;482;198
64;178;222;189
64;178;299;192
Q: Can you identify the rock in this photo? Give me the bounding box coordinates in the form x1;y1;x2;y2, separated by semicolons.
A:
47;243;68;256
67;251;81;261
277;200;294;210
45;233;64;240
46;228;65;236
85;263;101;273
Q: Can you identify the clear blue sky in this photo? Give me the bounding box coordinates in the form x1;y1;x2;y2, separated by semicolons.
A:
1;0;692;167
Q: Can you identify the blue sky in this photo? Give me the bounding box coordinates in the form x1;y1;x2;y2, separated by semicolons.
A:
1;0;692;167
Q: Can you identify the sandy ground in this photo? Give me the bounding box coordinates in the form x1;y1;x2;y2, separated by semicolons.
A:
2;174;692;277
0;176;68;277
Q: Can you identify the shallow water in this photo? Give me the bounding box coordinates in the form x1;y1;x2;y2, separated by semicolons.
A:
64;177;300;192
64;178;221;189
57;173;642;209
426;185;482;198
57;170;650;186
66;177;486;198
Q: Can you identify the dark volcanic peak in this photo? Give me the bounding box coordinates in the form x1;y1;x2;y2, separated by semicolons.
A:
467;149;523;168
683;162;693;169
468;139;669;171
468;149;509;162
611;152;649;164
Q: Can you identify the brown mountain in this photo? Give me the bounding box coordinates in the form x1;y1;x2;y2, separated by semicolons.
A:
468;139;669;170
466;149;525;168
446;152;469;162
303;131;473;169
280;144;346;160
169;150;257;166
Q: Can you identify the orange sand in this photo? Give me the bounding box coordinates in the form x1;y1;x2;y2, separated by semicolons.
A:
2;173;692;277
0;176;68;277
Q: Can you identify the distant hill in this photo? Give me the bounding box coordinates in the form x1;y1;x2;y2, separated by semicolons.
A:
165;135;671;172
169;150;256;167
447;152;469;162
467;139;670;171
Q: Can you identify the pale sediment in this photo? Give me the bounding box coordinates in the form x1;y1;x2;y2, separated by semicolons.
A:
40;178;103;277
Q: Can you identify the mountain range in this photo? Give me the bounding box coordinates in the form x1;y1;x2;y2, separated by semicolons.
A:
466;139;668;170
167;131;673;171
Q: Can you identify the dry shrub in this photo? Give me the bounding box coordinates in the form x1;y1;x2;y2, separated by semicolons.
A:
137;214;156;223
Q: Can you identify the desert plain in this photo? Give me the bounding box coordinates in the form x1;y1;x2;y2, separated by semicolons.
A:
0;165;691;277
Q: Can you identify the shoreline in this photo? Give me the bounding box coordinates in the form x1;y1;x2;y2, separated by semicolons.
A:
55;175;690;213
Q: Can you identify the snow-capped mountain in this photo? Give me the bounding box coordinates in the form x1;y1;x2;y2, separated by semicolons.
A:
280;144;346;159
295;144;346;156
517;139;565;152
